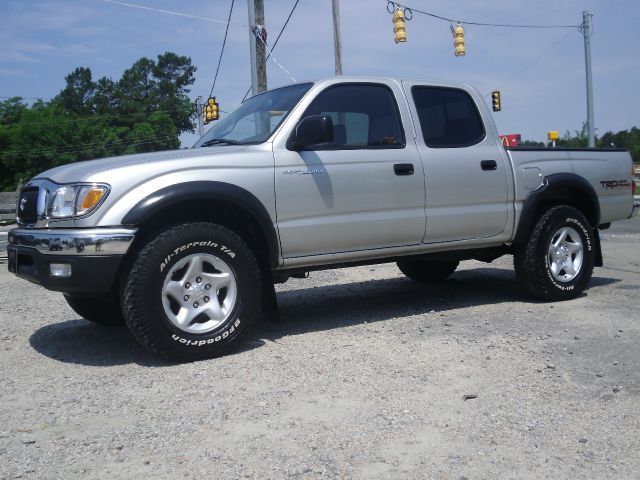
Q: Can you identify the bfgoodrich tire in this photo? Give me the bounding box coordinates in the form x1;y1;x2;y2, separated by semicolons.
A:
514;205;595;301
64;293;125;326
121;223;261;362
397;259;459;282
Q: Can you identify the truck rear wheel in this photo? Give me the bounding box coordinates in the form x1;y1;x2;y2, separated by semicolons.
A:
397;259;459;282
121;223;261;362
63;293;125;326
514;205;595;301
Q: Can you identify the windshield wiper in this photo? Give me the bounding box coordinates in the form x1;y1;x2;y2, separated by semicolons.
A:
200;138;245;147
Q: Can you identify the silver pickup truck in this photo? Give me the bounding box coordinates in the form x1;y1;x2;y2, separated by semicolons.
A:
8;77;636;361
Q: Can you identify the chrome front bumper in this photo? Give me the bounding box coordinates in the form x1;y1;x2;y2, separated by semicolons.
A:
8;227;136;256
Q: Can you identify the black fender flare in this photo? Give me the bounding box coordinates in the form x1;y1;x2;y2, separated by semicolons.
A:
121;181;279;267
513;172;601;246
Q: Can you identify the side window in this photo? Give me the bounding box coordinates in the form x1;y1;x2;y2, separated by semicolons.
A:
411;87;485;148
302;84;405;149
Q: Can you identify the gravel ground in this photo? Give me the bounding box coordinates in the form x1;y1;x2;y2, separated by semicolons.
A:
1;216;639;479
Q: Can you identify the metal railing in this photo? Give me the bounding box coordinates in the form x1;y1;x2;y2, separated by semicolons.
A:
0;194;17;225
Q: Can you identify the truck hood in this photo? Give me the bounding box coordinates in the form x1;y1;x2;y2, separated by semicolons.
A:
36;145;253;184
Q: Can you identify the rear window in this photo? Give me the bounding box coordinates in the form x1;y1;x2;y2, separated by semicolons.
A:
411;86;485;148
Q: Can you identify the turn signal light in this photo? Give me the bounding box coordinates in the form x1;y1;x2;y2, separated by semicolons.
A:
81;187;106;210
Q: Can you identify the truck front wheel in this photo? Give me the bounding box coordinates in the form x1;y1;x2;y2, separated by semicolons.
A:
121;223;261;362
514;205;595;301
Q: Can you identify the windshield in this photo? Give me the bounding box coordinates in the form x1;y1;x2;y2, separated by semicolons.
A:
193;82;313;147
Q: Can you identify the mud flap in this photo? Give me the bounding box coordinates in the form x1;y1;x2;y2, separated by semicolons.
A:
261;271;280;322
593;228;603;267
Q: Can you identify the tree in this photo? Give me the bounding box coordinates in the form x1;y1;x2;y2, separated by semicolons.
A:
153;52;197;134
598;127;640;163
522;124;640;165
92;77;117;115
56;67;96;115
115;52;196;134
520;140;545;147
0;52;197;191
555;123;589;148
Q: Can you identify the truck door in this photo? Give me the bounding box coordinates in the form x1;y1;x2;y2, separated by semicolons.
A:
273;82;426;258
404;82;509;243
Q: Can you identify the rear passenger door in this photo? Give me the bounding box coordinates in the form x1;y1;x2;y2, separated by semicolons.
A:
404;82;509;243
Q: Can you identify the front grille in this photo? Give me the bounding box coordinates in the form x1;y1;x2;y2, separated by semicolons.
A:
17;188;39;224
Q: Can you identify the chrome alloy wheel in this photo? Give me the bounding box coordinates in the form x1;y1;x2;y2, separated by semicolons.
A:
161;253;237;334
547;226;584;283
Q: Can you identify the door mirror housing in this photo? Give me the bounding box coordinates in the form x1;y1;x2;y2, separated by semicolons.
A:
288;115;334;150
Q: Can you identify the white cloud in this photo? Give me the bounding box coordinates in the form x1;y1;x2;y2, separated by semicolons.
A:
0;67;26;76
0;51;44;64
13;41;56;53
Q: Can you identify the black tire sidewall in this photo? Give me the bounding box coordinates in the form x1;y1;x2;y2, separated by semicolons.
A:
536;208;595;297
128;224;260;359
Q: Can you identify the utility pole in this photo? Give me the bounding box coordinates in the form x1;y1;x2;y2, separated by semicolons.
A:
582;11;595;148
247;0;267;96
195;96;204;137
332;0;343;75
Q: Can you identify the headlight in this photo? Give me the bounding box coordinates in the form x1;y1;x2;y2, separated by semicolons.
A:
47;184;109;219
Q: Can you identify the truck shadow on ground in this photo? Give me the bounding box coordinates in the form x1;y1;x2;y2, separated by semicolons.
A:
251;268;619;342
28;268;619;366
29;321;172;368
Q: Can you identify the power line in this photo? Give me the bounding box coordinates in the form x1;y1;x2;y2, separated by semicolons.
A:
4;133;174;157
0;133;177;159
209;0;235;98
492;30;578;93
265;0;301;63
0;96;45;100
241;0;302;102
99;0;301;105
255;31;297;83
100;0;248;26
0;106;195;128
388;1;580;29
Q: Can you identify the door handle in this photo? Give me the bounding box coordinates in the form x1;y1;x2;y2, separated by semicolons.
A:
481;160;498;171
394;163;414;176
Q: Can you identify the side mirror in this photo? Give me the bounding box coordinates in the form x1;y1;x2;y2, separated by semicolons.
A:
288;115;334;150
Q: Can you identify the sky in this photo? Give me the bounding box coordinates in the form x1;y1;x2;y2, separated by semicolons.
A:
1;0;639;147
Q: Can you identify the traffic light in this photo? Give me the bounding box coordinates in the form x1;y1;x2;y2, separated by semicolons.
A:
393;8;406;44
491;91;501;112
203;97;219;124
453;22;465;56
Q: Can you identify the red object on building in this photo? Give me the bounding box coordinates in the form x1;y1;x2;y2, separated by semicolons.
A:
499;134;521;147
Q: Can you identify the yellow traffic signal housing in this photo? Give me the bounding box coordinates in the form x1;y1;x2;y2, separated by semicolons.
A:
453;23;465;56
393;8;406;44
492;91;501;112
203;97;220;124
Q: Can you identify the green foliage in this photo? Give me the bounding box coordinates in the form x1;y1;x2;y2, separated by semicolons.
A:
522;124;640;164
598;127;640;164
0;52;196;191
552;123;589;148
519;140;545;147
